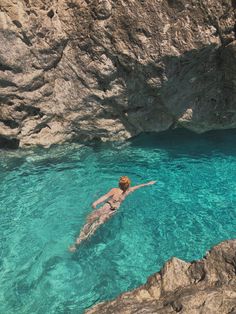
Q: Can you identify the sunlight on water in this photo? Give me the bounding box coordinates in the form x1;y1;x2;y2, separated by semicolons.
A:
1;129;236;313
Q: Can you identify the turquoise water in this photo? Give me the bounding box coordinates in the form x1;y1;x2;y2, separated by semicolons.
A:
1;129;236;313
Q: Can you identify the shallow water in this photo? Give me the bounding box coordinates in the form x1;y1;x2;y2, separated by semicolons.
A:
1;129;236;313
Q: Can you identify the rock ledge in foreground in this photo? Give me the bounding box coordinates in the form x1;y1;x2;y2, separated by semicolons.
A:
86;240;236;314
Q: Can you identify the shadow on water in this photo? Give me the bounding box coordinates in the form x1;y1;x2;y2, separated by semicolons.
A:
129;128;236;157
1;128;236;175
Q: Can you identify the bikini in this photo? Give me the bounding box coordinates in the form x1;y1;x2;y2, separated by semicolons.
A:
106;201;117;211
106;191;126;211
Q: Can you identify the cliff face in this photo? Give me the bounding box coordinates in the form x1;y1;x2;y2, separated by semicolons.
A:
86;240;236;314
0;0;235;148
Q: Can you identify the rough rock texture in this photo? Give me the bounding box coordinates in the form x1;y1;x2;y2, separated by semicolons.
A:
86;240;236;314
0;0;235;148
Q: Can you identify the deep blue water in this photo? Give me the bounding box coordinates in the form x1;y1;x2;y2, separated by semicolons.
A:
1;129;236;313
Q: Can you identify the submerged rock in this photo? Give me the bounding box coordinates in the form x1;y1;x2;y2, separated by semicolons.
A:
86;239;236;314
0;0;235;148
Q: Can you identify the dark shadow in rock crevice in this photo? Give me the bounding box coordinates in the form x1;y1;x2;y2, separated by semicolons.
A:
79;41;235;138
0;136;19;149
1;119;19;129
15;104;43;117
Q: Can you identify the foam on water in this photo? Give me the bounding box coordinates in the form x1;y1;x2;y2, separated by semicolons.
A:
1;129;236;313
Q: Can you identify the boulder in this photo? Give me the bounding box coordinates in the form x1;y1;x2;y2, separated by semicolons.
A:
0;0;235;148
86;240;236;314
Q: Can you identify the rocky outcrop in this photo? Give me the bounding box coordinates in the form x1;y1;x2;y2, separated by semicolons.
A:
0;0;235;148
86;240;236;314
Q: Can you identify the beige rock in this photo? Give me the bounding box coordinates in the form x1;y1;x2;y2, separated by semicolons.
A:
0;0;235;148
86;240;236;314
161;257;190;292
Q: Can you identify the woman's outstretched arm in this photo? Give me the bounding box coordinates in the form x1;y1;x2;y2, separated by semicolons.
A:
92;188;115;209
129;180;156;192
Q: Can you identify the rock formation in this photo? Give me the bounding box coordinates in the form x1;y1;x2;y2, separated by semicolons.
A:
86;240;236;314
0;0;235;148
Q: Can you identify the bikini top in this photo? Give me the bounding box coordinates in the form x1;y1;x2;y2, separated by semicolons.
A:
107;190;126;209
111;191;126;203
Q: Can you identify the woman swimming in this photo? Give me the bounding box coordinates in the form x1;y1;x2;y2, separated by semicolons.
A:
69;176;156;252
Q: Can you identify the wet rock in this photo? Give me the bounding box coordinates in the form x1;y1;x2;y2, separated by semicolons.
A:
0;0;235;147
86;240;236;314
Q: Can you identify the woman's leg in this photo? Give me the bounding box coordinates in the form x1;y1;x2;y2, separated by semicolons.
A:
76;214;111;244
77;212;99;238
68;211;100;252
76;213;111;244
69;206;111;252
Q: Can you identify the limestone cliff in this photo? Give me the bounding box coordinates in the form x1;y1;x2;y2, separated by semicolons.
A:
0;0;235;148
86;240;236;314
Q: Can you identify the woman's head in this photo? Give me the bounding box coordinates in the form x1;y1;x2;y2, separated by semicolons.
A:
119;176;131;191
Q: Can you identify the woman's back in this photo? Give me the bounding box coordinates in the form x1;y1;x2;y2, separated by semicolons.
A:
110;188;126;205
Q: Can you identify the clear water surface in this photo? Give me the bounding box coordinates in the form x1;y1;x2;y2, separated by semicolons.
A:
1;129;236;313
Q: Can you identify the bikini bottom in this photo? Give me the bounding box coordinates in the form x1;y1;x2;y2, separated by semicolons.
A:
106;201;117;211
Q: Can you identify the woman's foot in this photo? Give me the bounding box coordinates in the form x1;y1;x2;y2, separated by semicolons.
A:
68;244;77;252
76;237;83;245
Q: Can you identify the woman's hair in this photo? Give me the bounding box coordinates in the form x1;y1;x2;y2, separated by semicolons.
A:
119;176;131;191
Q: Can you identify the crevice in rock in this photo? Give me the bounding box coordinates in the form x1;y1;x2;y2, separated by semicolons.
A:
15;104;43;117
33;122;51;134
0;78;18;88
228;307;236;314
0;136;19;149
23;0;30;8
1;119;19;129
188;261;206;283
0;62;14;72
47;9;54;19
0;95;24;105
36;32;45;38
20;77;47;93
66;62;90;88
171;300;183;312
19;31;32;46
167;0;185;12
41;39;68;71
12;20;22;28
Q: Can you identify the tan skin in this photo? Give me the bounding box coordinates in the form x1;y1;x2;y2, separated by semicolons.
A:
69;180;156;252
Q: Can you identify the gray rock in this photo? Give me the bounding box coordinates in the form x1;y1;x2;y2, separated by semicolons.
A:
86;240;236;314
0;0;235;148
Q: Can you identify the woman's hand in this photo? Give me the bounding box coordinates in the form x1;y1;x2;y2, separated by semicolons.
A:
92;203;97;209
147;180;157;185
